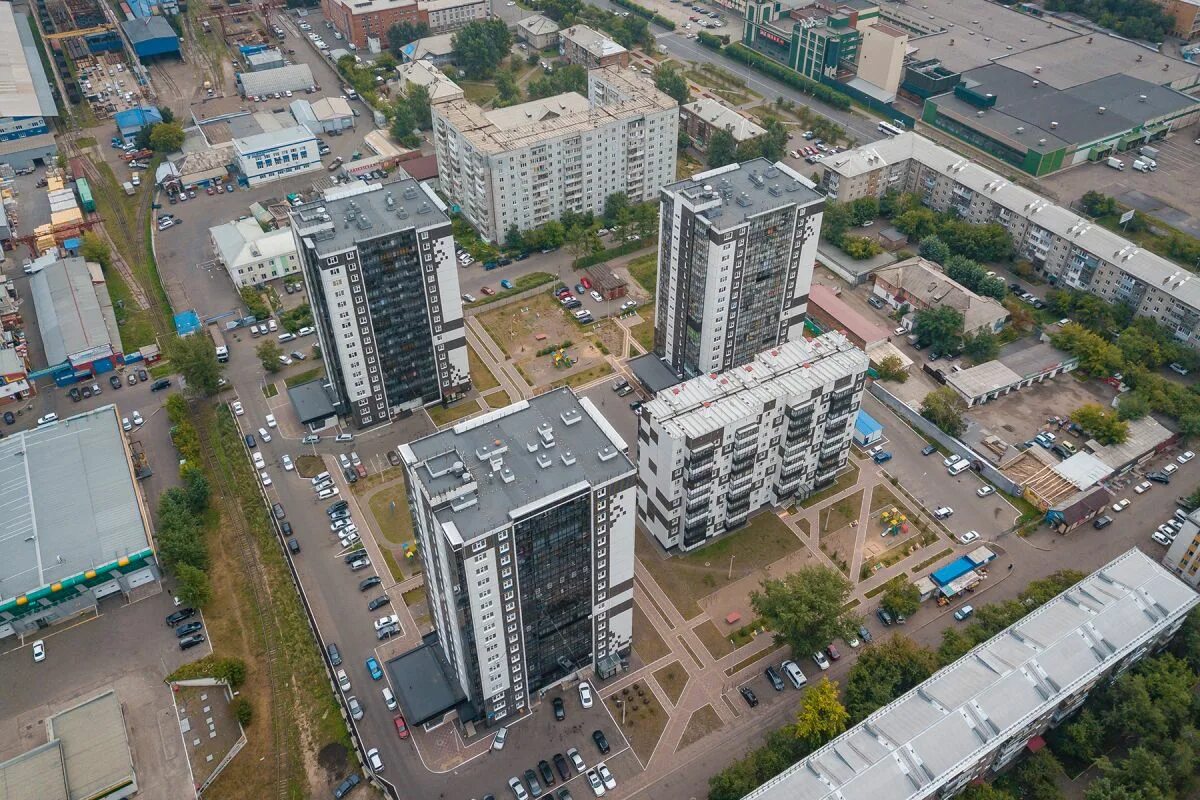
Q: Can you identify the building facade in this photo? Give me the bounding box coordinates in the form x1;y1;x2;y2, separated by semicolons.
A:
210;217;301;288
1154;0;1200;39
423;0;487;33
401;388;636;724
655;159;825;378
742;548;1198;800
290;181;469;428
821;132;1200;349
637;333;868;551
558;25;628;69
518;14;560;49
0;6;59;171
322;0;425;49
1163;507;1200;586
433;67;678;243
234;126;321;186
679;98;766;151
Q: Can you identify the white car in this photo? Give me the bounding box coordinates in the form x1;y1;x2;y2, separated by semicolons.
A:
260;471;272;486
976;485;995;497
942;455;959;468
282;454;294;471
36;413;58;426
578;681;594;708
1163;463;1178;476
279;355;293;366
258;427;272;443
331;518;354;531
933;506;954;519
1134;481;1152;494
590;290;604;303
509;777;530;800
374;614;400;630
232;400;244;416
339;532;360;547
265;414;277;428
1178;451;1196;464
586;769;606;797
1152;530;1172;546
132;411;143;426
253;452;266;469
1112;498;1131;512
596;763;617;791
462;293;477;303
337;668;351;692
32;639;45;663
366;747;383;772
568;746;586;772
812;650;830;670
958;530;980;545
492;726;508;751
298;326;315;336
122;416;132;431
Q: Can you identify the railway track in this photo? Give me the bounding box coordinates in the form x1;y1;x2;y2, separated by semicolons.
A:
200;406;294;800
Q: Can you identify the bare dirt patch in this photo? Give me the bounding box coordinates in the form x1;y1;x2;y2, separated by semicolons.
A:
677;705;723;751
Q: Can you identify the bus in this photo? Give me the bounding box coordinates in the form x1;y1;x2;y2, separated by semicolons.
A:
877;121;904;137
207;325;229;362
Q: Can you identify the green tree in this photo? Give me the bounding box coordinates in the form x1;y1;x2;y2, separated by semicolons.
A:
881;581;920;619
452;19;512;79
892;208;939;239
406;83;433;129
629;202;659;241
707;128;737;167
1080;190;1119;218
1169;608;1200;672
390;102;417;142
1087;748;1174;800
848;197;878;226
1014;750;1066;800
958;786;1017;800
822;201;852;246
148;122;185;152
843;635;937;721
750;565;857;657
184;469;211;514
794;678;849;750
504;224;524;252
495;70;523;106
257;340;283;373
80;232;112;271
239;286;271;319
1048;709;1105;764
964;330;999;363
386;20;431;56
918;234;949;263
175;563;212;608
921;386;967;437
913;306;964;354
653;63;690;104
230;697;254;726
603;192;630;225
875;354;908;383
566;224;602;264
1117;392;1150;420
842;236;882;260
1072;403;1129;445
756;116;789;162
165;333;223;397
527;63;587;99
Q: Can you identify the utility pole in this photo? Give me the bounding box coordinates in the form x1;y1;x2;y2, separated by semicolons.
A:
728;553;736;580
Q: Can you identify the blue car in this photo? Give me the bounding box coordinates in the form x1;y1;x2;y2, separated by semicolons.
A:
366;656;383;681
500;278;514;290
245;433;256;448
872;451;893;463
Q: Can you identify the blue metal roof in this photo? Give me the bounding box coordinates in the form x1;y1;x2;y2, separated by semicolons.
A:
855;409;882;437
173;309;201;336
930;556;976;587
114;106;162;133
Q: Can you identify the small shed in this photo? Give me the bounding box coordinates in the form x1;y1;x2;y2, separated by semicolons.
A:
931;556;975;587
913;575;938;601
584;266;627;300
853;409;883;447
122;17;180;60
628;353;681;395
173;309;202;337
287;379;338;432
114;106;163;144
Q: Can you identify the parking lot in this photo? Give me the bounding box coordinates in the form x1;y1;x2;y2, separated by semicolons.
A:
0;590;208;799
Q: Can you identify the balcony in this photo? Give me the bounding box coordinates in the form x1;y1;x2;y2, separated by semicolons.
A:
685;464;714;485
725;510;749;530
729;471;754;493
685;507;711;528
785;405;813;423
774;476;802;496
731;449;755;469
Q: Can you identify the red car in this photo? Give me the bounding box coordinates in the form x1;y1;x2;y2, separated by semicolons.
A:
480;286;496;296
555;287;572;298
394;715;409;739
580;277;592;290
826;644;841;661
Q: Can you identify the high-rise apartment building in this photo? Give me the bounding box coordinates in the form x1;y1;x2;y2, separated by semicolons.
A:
637;332;868;552
290;181;469;429
432;67;678;243
1163;507;1200;587
742;548;1198;800
401;388;636;723
655;159;825;378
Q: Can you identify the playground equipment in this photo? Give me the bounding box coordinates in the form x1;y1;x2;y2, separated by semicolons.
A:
553;348;574;369
880;507;908;537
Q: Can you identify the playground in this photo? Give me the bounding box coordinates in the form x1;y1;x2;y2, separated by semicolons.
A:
477;294;612;390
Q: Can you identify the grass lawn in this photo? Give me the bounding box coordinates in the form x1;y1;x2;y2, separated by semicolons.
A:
551;360;613;390
262;383;279;398
724;643;785;678
800;461;860;509
633;604;670;664
627;253;657;295
284;366;324;388
912;547;955;574
367;483;415;547
105;267;158;350
483;388;511;407
429;398;482;427
677;705;723;751
693;619;735;659
468;346;500;392
864;573;908;599
295;455;324;478
381;548;405;583
653;661;689;705
467;271;556;307
460;80;499;105
635;512;801;620
402;586;425;607
149;362;173;379
631;316;655;354
607;683;668;763
870;484;903;513
819;489;862;536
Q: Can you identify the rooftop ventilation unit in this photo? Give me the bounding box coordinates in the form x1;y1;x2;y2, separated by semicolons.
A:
385;192;395;209
450;494;478;512
768;184;782;196
598;445;618;462
1097;106;1106;114
418;202;431;214
560;450;576;466
748;172;765;187
560;408;582;426
500;467;515;484
403;186;419;199
764;166;779;178
536;453;552;469
396;207;409;219
525;441;539;453
735;193;752;207
1050;121;1058;129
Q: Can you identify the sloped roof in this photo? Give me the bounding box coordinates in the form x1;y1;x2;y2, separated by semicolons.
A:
873;256;1008;333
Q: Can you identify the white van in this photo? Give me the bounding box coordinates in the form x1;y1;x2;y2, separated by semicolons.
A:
382;687;397;710
318;487;340;500
311;471;331;485
948;459;971;476
781;659;807;689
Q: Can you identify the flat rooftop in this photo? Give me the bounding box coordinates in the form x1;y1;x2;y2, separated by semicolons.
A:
291;180;449;257
663;158;823;231
560;24;626;58
0;5;57;119
386;640;467;726
0;405;151;605
645;333;870;440
401;388;634;543
744;548;1200;800
0;741;68;800
49;691;134;800
1086;415;1175;470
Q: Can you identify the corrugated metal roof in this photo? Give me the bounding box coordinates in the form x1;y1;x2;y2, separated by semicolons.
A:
29;257;119;365
743;548;1199;800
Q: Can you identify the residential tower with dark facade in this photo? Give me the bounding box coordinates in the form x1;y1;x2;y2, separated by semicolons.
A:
400;388;636;724
290;181;469;428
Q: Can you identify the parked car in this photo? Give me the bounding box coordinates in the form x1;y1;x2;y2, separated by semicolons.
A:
921;444;937;456
175;621;203;637
553;697;565;720
765;665;785;691
876;607;895;626
179;633;206;650
1112;498;1131;512
738;685;759;707
578;681;594;708
954;604;975;621
976;485;995;497
957;530;980;545
592;729;610;754
933;506;954;519
812;650;830;670
166;608;196;626
539;759;556;787
1178;451;1196;464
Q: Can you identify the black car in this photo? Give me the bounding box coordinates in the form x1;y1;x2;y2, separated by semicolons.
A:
592;729;610;755
629;400;643;412
524;768;543;797
287;538;300;553
1009;282;1023;293
245;434;256;448
175;621;203;637
272;503;286;520
344;549;367;563
179;633;206;650
538;759;556;787
739;685;759;707
765;666;785;691
327;500;350;516
166;608;196;626
877;607;895;626
333;774;360;798
556;791;572;800
1093;515;1114;530
921;444;937;456
343;466;358;483
137;368;148;382
359;576;382;592
109;374;122;390
368;595;391;611
2;411;13;425
280;521;293;536
327;643;342;666
151;378;171;391
553;696;565;721
1147;471;1171;485
553;752;571;781
69;386;81;402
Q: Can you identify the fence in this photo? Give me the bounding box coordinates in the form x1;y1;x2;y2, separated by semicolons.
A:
868;382;1023;497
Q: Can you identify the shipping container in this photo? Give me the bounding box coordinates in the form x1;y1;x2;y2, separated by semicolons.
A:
76;178;95;212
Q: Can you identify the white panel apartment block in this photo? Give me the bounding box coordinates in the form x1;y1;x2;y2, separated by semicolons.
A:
655;158;825;379
637;333;869;551
401;388;636;725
